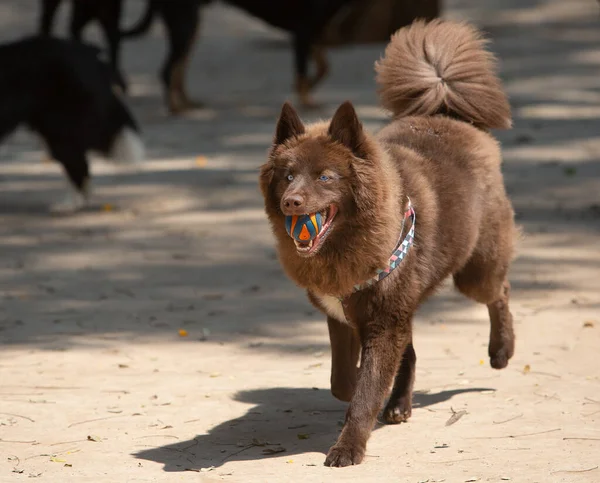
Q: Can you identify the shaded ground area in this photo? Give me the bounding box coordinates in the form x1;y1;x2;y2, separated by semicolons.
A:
1;0;599;482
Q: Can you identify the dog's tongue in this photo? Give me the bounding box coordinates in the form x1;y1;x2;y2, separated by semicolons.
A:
285;212;323;242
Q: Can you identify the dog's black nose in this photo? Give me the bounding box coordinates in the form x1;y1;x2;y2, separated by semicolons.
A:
282;194;305;212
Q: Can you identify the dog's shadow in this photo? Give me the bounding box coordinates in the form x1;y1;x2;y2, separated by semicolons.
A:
134;386;493;471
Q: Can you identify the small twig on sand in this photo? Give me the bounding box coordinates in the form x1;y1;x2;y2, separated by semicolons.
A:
0;439;37;444
50;440;87;447
533;391;560;401
585;397;600;405
34;386;86;390
0;393;44;397
583;410;600;418
445;407;467;426
67;415;123;428
303;408;345;413
178;438;201;453
563;437;600;441
0;412;35;423
221;444;255;462
493;413;524;425
508;428;561;438
431;457;480;464
134;435;179;440
221;440;281;462
529;371;561;379
551;466;598;474
468;428;561;440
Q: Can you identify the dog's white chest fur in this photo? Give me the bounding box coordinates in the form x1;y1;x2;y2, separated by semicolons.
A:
315;294;347;323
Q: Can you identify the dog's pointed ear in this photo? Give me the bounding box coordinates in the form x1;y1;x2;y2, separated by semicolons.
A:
274;102;305;145
328;101;365;157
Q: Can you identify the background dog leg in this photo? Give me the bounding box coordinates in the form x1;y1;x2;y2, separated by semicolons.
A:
383;336;416;424
309;46;329;90
325;319;408;467
295;75;314;109
164;70;183;115
327;316;360;402
175;54;204;111
69;1;93;42
293;32;319;108
98;0;127;93
161;2;202;114
177;22;204;111
50;179;89;215
39;0;62;36
165;62;189;114
48;147;90;214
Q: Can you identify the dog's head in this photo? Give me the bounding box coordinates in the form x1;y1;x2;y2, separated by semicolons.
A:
259;101;400;293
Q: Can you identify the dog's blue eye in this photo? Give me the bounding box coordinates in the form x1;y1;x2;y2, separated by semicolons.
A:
319;174;330;182
287;174;294;181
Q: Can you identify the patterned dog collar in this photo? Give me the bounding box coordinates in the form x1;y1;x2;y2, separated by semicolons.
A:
349;197;415;295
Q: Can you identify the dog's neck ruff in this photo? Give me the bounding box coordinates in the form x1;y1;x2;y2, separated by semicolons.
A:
347;197;415;296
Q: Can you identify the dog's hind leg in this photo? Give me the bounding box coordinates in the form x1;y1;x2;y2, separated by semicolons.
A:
453;207;516;369
164;57;202;115
327;316;360;402
171;51;203;112
39;0;62;36
456;269;514;369
486;279;514;369
383;336;416;424
161;3;203;114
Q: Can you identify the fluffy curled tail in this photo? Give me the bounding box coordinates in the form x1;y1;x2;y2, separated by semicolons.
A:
375;19;511;129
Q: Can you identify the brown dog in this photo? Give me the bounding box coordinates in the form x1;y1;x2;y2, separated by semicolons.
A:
259;19;516;467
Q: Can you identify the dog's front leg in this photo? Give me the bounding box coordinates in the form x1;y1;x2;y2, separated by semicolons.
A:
327;316;360;402
325;316;409;467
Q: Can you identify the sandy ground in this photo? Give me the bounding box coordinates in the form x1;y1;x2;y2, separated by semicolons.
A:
1;0;599;481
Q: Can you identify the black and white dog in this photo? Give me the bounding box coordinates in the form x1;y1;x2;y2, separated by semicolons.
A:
0;36;143;212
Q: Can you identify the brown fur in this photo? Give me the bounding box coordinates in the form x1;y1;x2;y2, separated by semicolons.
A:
259;19;516;467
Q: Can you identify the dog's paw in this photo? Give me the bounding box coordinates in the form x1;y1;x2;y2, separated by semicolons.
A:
296;90;323;111
169;99;205;116
324;442;365;467
489;336;515;370
50;192;87;215
299;99;323;111
383;397;412;424
489;347;512;369
184;99;205;110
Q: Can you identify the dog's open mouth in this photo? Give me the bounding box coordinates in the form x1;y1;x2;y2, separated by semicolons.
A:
291;205;338;256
